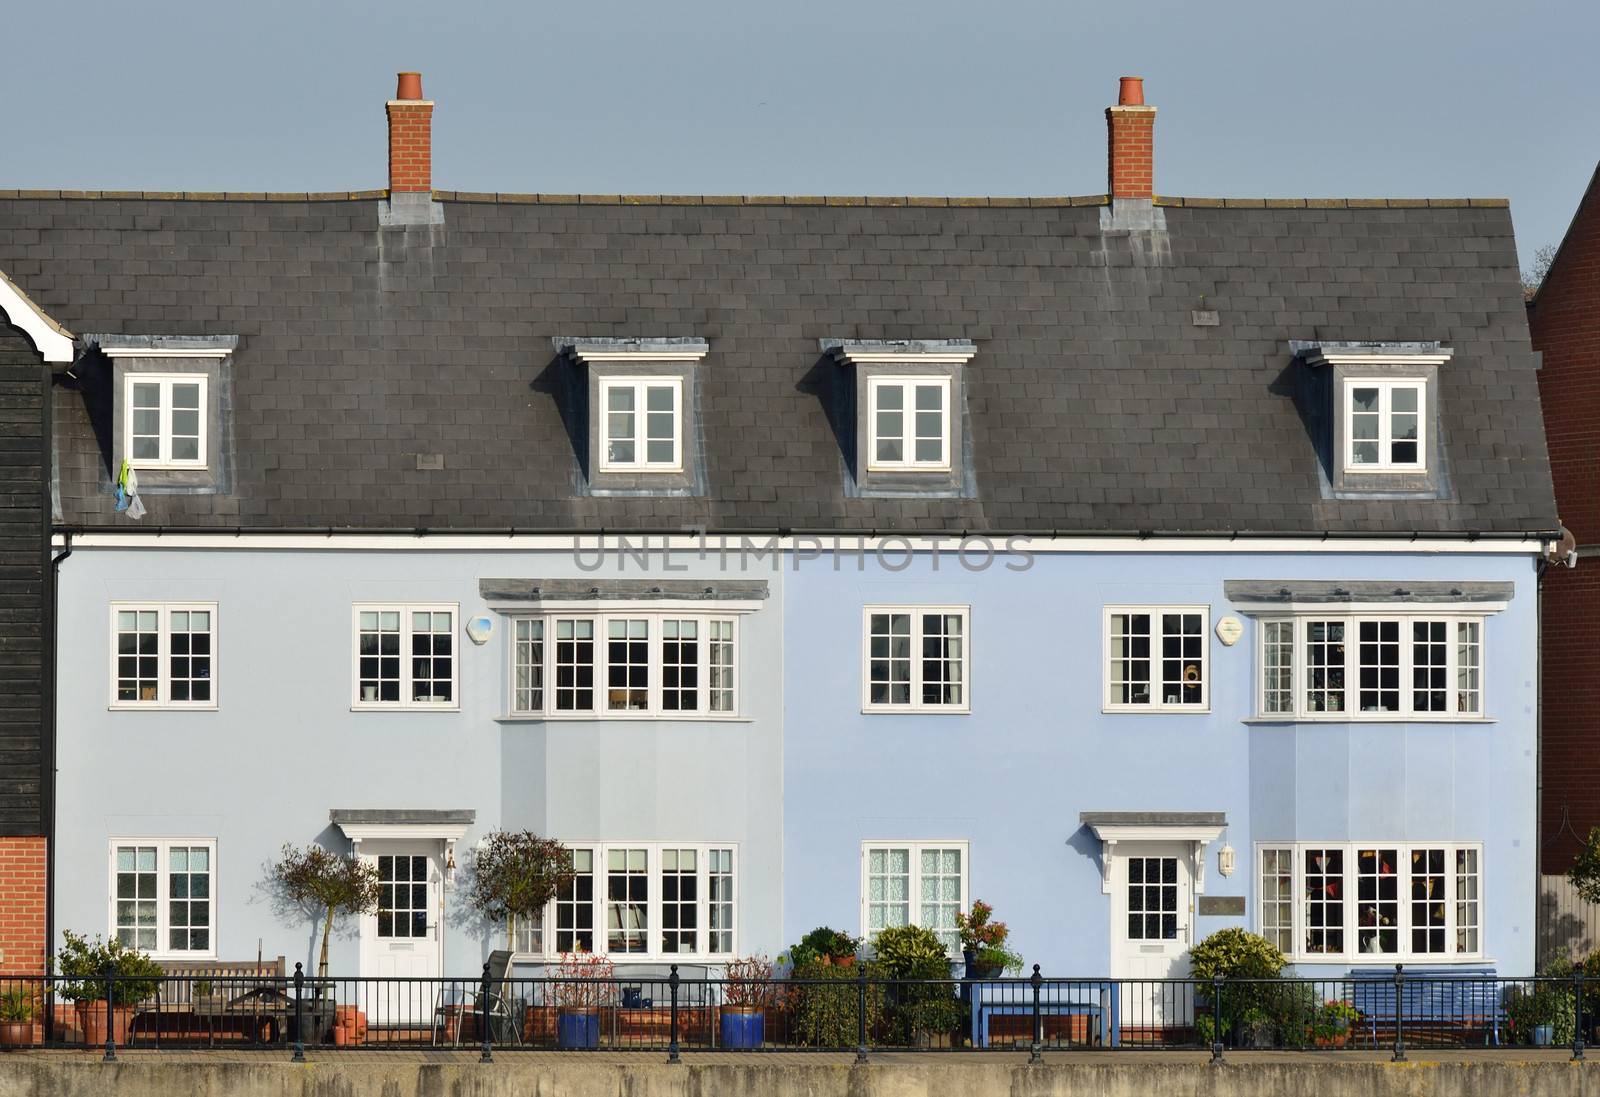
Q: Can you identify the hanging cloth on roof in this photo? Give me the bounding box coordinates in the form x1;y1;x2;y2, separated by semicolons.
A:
116;460;146;520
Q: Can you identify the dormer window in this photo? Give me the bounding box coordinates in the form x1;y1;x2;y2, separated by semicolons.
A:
600;377;682;472
868;377;950;471
822;339;975;498
127;375;207;469
1293;341;1451;496
1345;378;1424;472
556;337;708;496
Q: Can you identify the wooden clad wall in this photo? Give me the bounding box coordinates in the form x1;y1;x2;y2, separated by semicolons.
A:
0;326;47;835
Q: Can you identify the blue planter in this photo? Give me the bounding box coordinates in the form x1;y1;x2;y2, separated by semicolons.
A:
719;1007;765;1049
557;1009;600;1049
1533;1024;1554;1047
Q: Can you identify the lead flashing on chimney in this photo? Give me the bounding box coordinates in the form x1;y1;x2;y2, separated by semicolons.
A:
379;192;444;227
1100;199;1167;232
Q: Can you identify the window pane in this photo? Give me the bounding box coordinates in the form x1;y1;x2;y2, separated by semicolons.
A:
555;619;596;711
1304;848;1344;955
874;383;905;464
866;847;911;934
117;610;161;703
1108;613;1151;706
411;610;454;703
1260;849;1294;954
919;613;964;706
556;849;596;953
662;619;699;712
1355;847;1398;955
1455;849;1480;954
514;618;545;713
1160;612;1204;706
1412;620;1448;712
1410;847;1447;955
660;847;698;954
1358;620;1400;712
1305;621;1346;713
918;847;962;953
170;609;213;704
358;609;403;703
708;848;735;954
1456;621;1481;714
709;619;735;713
606;619;649;711
868;613;912;705
1263;621;1295;714
606;848;649;953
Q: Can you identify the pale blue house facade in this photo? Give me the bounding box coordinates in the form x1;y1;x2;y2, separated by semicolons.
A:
3;77;1560;996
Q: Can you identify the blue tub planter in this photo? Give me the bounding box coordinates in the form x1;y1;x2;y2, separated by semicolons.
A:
558;1008;601;1049
720;1006;765;1049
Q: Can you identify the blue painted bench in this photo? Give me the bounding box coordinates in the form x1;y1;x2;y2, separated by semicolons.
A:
969;982;1118;1048
1346;967;1503;1047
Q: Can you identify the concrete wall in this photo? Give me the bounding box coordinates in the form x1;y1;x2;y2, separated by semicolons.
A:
782;549;1538;975
52;545;784;974
0;1054;1594;1097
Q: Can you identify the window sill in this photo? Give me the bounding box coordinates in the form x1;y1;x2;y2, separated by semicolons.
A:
860;706;970;715
510;953;735;965
1290;955;1492;967
351;704;461;713
596;465;685;475
1242;715;1496;726
865;464;954;475
496;713;752;724
127;461;209;473
143;952;220;963
1102;706;1210;715
109;703;218;712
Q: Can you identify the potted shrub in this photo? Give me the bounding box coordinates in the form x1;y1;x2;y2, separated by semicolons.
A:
551;952;613;1049
789;955;884;1047
1311;1000;1360;1048
873;924;961;1047
1506;973;1575;1048
790;927;859;968
0;987;37;1047
955;901;1023;980
56;932;164;1047
720;954;777;1048
271;844;381;989
1187;928;1288;1048
466;830;574;955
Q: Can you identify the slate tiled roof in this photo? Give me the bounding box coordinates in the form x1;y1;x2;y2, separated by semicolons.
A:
0;192;1557;535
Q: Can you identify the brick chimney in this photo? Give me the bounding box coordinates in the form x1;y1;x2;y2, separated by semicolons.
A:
1106;76;1155;201
387;72;433;194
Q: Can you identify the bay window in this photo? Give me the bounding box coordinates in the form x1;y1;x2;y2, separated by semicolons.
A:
509;612;738;718
1258;842;1483;962
1254;614;1485;719
511;843;735;961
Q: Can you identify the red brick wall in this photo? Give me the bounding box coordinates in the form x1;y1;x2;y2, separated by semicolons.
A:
1106;107;1155;200
0;837;46;973
387;100;433;194
1531;166;1600;873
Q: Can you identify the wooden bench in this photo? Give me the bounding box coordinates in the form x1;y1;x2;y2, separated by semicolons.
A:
132;958;288;1045
1347;967;1504;1047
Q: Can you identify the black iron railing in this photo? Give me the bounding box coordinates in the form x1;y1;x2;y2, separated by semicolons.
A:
0;964;1588;1061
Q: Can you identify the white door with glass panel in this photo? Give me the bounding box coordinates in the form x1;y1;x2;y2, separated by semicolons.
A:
1111;843;1193;1027
359;843;442;1025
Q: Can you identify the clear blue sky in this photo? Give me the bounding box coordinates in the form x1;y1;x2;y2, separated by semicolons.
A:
9;0;1596;270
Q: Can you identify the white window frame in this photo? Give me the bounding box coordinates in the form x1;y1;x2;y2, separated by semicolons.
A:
509;842;738;963
351;603;460;711
597;376;683;472
1102;605;1210;713
1252;613;1488;721
108;602;219;710
505;611;740;719
1343;378;1426;473
124;374;208;470
860;605;971;714
866;376;952;472
107;838;218;961
1255;841;1485;964
859;840;970;955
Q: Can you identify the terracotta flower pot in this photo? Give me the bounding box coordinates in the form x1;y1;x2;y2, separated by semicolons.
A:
76;1002;132;1047
0;1021;33;1047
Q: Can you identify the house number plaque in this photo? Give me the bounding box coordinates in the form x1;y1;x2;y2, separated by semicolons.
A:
1197;896;1246;916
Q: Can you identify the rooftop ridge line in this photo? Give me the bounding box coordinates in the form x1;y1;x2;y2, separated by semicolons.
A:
0;190;1511;209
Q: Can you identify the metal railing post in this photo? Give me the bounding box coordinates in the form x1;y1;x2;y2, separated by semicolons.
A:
480;961;493;1063
292;963;305;1062
668;965;681;1064
1574;966;1586;1061
855;962;868;1063
1029;965;1043;1063
1210;973;1224;1063
1392;964;1406;1062
102;962;116;1061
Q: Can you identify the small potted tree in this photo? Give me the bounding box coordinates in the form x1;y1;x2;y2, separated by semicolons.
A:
720;955;777;1048
0;987;38;1048
552;953;614;1049
467;830;573;953
1188;928;1288;1049
56;932;164;1047
956;901;1023;979
272;843;381;991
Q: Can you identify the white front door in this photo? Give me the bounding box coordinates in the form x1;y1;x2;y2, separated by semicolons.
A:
1111;842;1194;1028
359;842;444;1025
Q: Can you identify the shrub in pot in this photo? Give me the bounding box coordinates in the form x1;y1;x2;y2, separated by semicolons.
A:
56;932;164;1047
551;953;614;1049
955;901;1023;979
1187;928;1288;1047
0;987;37;1047
720;954;778;1048
1311;1000;1360;1048
873;925;961;1047
1505;972;1575;1048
